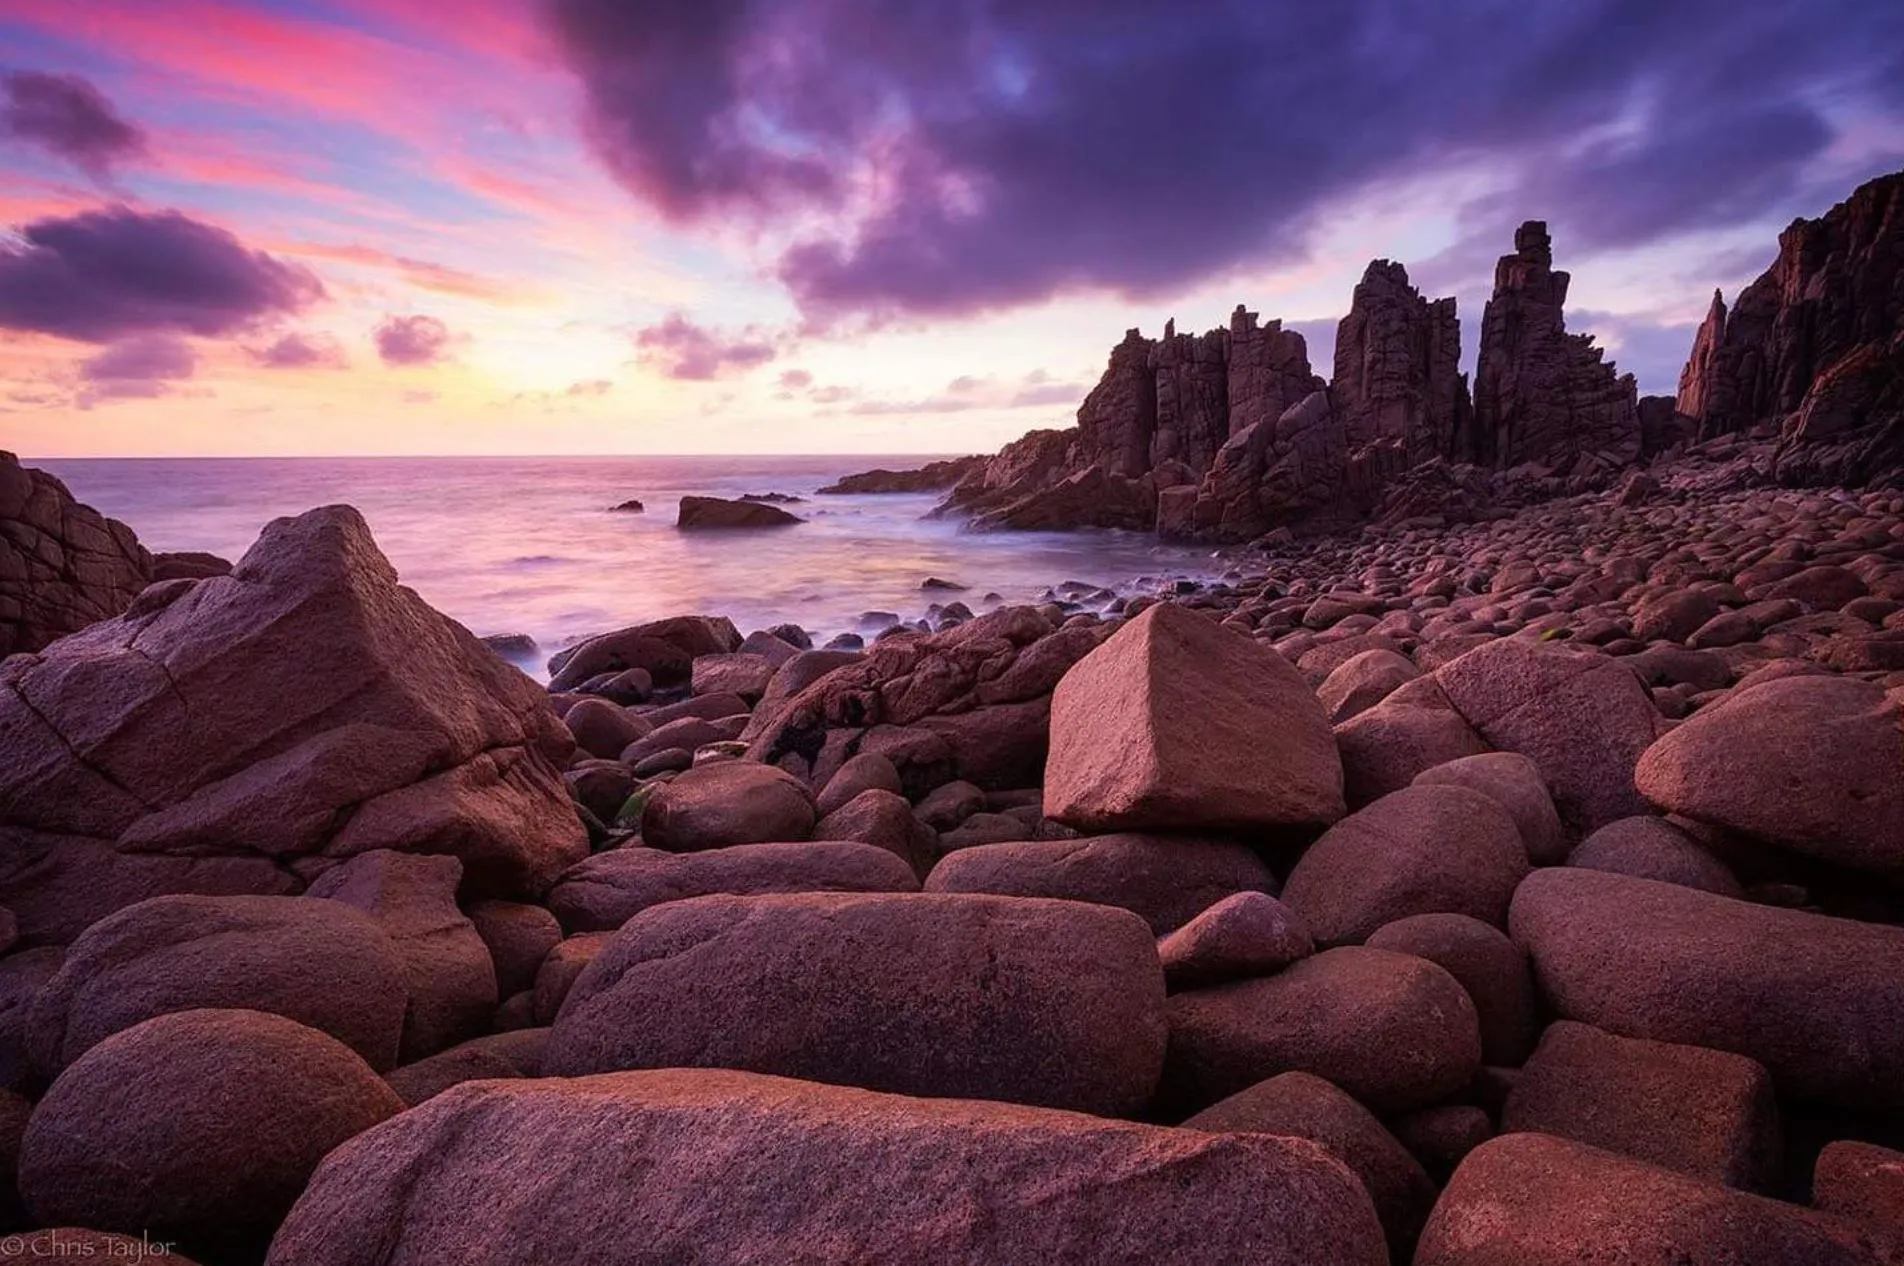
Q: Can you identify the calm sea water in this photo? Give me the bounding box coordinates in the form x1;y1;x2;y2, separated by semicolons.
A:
36;455;1231;673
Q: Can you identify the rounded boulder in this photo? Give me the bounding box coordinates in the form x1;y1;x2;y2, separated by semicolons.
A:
21;1009;403;1264
641;762;817;851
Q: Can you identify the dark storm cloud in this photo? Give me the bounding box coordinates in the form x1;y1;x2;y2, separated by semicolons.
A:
250;331;348;369
544;0;1904;321
1;70;147;179
374;314;452;366
632;312;776;379
0;206;324;343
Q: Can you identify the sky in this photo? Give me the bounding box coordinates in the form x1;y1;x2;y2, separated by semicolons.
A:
1;0;1901;458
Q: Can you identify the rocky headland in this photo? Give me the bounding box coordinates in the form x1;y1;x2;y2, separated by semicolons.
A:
898;169;1903;546
0;167;1900;1265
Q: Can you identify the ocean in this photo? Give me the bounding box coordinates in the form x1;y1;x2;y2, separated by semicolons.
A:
35;455;1232;674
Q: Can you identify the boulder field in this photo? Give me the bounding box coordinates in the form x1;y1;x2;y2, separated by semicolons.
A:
8;426;1904;1259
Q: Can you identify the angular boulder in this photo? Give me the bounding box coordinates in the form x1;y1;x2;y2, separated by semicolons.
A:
1163;946;1481;1114
1511;868;1904;1112
544;892;1165;1117
308;851;497;1060
26;893;410;1077
1634;675;1904;872
1044;602;1344;832
266;1069;1388;1266
20;1009;403;1264
1280;786;1530;946
1502;1020;1781;1190
0;506;585;946
924;833;1275;934
1434;639;1663;832
1416;1133;1884;1266
547;842;918;933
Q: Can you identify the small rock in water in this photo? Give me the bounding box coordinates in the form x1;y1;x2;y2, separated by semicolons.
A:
921;576;967;591
480;632;539;662
676;496;803;529
609;498;645;513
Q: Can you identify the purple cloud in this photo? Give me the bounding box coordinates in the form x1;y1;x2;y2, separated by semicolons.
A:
77;332;195;405
251;331;348;369
778;368;813;390
0;206;324;343
633;312;776;379
374;314;452;366
545;0;1904;322
1;70;147;179
566;377;613;396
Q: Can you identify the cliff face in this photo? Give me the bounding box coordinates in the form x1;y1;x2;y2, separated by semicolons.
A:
0;452;152;659
930;168;1904;541
1471;221;1640;477
1675;171;1904;484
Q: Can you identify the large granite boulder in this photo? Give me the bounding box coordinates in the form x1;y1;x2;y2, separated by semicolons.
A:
25;893;410;1076
266;1069;1388;1266
543;891;1165;1117
21;1009;402;1264
1635;674;1904;872
1416;1132;1885;1266
1162;946;1481;1115
1502;1020;1781;1191
1044;602;1344;832
547;842;918;933
0;506;585;946
923;833;1275;934
1511;868;1904;1112
0;452;151;660
308;851;497;1060
1279;785;1529;946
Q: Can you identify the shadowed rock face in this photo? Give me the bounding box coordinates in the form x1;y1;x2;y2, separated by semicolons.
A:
0;451;151;659
1472;221;1641;478
1676;171;1904;484
0;504;586;945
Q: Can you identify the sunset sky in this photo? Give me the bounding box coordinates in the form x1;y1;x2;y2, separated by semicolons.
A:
3;0;1901;458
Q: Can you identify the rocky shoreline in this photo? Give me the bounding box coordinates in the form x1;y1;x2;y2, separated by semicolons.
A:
0;426;1902;1262
0;168;1900;1264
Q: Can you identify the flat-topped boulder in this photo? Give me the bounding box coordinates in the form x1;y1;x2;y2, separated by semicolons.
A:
266;1068;1388;1266
1635;674;1904;872
0;505;585;946
1503;1020;1781;1190
1511;868;1904;1112
544;891;1166;1117
1416;1132;1886;1266
924;833;1274;934
547;842;918;933
1044;602;1344;833
675;495;803;529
